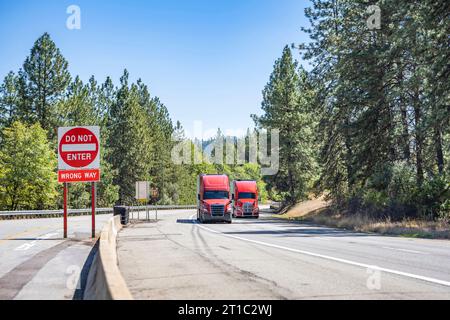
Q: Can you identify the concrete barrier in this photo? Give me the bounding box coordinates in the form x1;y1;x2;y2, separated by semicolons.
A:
84;216;133;300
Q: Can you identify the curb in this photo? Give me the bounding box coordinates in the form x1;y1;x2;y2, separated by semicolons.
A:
84;216;133;300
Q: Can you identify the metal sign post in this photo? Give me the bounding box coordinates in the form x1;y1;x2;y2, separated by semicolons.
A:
63;183;68;238
91;182;96;238
150;188;159;222
136;181;150;221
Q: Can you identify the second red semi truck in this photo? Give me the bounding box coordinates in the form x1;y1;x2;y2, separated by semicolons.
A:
232;180;260;218
197;174;232;223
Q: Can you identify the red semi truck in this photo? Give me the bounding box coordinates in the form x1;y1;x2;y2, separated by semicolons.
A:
197;174;232;224
232;180;260;218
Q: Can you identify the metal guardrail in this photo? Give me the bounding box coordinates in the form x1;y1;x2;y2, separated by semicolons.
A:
128;205;196;221
0;208;114;217
0;205;197;219
129;205;196;211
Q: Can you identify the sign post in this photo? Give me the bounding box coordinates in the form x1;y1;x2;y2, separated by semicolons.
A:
136;181;150;221
91;182;96;238
64;183;68;238
150;187;159;221
58;126;101;239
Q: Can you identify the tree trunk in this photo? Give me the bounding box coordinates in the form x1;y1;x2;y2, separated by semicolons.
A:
413;93;424;187
434;125;444;175
398;66;411;162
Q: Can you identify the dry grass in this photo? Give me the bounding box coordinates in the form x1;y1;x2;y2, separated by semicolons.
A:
278;196;329;218
276;198;450;240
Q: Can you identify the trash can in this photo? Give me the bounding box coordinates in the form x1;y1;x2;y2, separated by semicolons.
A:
114;206;129;225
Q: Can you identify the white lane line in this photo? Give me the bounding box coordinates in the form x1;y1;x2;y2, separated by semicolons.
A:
14;232;59;251
382;247;428;255
190;215;450;288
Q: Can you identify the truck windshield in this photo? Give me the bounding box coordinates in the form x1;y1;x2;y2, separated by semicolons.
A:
204;191;229;199
238;192;256;199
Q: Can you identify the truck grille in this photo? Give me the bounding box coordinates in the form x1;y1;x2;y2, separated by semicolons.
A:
243;202;253;216
211;204;225;216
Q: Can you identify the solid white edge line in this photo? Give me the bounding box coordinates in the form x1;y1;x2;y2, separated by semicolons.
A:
190;214;450;288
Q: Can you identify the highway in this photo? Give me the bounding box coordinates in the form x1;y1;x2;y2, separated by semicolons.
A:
117;208;450;300
0;214;112;300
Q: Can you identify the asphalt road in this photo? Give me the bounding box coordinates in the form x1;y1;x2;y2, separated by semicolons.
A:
117;208;450;300
0;214;111;300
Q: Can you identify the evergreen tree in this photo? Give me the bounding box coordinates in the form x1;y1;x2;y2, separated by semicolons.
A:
300;0;449;218
253;46;317;205
106;70;152;204
22;33;71;138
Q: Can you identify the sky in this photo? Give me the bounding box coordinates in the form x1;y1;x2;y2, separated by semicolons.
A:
0;0;311;138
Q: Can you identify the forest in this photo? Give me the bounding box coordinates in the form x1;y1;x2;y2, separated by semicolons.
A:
1;0;449;223
254;0;449;221
0;33;266;210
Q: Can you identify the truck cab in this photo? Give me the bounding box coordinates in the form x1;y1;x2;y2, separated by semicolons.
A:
232;180;259;218
197;174;232;224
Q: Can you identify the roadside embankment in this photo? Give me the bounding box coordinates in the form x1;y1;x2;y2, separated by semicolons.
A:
84;215;133;300
277;198;450;240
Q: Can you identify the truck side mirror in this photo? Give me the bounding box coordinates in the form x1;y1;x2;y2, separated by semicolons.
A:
232;194;234;200
197;194;200;200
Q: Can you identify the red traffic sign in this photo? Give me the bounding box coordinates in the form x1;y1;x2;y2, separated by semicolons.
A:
58;126;100;183
58;169;100;183
59;127;99;168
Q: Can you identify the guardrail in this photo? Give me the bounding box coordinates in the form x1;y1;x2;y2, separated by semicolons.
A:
129;205;196;211
0;205;197;220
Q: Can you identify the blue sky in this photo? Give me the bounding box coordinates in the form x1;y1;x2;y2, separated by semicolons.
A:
0;0;311;138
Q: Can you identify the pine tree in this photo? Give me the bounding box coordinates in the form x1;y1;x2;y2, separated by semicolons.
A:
22;33;71;138
106;70;152;204
0;71;29;130
300;0;449;218
253;46;317;205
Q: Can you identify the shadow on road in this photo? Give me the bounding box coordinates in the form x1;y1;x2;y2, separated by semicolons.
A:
223;225;372;238
176;219;196;224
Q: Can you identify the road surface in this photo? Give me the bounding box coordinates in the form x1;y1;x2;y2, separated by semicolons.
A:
117;208;450;300
0;214;111;300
